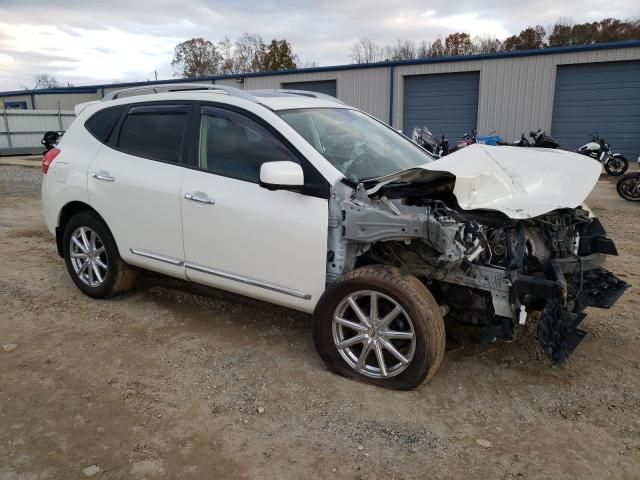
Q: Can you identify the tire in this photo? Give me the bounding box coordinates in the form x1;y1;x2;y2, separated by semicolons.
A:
312;265;446;390
617;172;640;202
605;155;628;176
62;211;138;298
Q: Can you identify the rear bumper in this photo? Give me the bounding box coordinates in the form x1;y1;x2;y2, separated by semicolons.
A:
515;258;629;363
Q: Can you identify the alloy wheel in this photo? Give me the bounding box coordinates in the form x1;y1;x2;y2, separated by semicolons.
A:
332;290;416;378
69;226;108;287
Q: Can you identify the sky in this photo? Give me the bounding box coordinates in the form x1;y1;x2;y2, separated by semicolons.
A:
0;0;638;91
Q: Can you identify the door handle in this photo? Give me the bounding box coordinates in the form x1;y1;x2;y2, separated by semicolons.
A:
185;192;215;205
91;171;115;182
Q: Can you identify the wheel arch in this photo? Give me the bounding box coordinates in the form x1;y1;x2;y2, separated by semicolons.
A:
55;201;118;257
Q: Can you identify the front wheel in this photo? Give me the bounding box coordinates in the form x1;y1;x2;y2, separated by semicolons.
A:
617;172;640;202
312;266;446;390
605;155;628;176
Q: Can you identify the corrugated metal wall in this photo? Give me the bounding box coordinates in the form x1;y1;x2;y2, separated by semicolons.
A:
0;109;75;152
1;45;639;146
33;92;98;110
393;46;640;141
244;67;390;122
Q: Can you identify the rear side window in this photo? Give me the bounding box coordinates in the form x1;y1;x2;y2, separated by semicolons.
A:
117;104;189;163
198;106;298;183
85;106;124;143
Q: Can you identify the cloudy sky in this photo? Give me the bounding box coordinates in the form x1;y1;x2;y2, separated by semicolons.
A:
0;0;637;91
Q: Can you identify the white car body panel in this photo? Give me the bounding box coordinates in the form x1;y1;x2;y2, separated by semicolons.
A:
87;148;187;279
41;115;102;235
367;144;601;219
181;169;328;312
421;144;601;219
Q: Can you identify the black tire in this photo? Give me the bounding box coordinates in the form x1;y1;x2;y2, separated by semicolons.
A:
62;211;138;298
617;172;640;202
312;265;445;390
605;155;628;176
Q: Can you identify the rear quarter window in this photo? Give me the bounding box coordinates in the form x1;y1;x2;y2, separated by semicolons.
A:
84;106;124;143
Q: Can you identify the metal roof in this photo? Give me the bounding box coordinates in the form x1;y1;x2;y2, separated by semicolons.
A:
1;39;639;98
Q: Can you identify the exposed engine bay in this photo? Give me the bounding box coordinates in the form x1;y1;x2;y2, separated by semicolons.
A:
327;174;629;363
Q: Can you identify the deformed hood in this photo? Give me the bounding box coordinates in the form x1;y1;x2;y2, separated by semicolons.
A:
370;144;601;219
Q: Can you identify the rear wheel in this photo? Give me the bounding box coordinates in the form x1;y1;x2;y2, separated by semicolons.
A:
605;155;628;176
312;266;445;390
62;212;138;298
617;172;640;202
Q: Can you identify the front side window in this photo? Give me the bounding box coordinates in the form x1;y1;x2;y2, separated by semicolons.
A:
117;105;189;163
278;108;435;182
198;106;299;183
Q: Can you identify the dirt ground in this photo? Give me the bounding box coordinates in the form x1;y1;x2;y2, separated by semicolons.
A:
1;164;639;480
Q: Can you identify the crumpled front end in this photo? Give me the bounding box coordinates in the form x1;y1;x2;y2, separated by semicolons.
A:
329;176;629;364
513;218;629;362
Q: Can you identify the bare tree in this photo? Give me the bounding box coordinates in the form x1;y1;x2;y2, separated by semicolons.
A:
218;37;236;74
387;39;417;61
33;74;60;89
234;32;267;73
475;36;503;54
171;38;222;78
350;37;383;63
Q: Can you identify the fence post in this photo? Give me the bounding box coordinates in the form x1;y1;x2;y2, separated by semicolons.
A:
57;101;63;131
2;109;12;148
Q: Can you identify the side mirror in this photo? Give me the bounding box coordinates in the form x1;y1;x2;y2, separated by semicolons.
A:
259;161;304;189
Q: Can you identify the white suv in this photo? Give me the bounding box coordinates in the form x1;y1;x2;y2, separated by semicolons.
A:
42;84;628;389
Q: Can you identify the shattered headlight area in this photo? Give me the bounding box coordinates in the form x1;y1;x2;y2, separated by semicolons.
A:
330;181;629;363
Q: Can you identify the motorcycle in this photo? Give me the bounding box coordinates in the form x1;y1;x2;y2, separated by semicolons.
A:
41;131;61;154
616;172;640;202
511;129;559;148
577;132;628;176
411;126;441;156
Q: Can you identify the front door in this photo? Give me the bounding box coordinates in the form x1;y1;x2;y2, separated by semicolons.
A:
181;105;329;312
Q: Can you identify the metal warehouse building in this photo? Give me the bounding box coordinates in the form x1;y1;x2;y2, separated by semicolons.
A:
2;40;640;157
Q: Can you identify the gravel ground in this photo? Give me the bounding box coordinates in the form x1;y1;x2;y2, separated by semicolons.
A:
0;164;639;479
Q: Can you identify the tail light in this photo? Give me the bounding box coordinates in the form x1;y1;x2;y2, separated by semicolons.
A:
42;148;60;174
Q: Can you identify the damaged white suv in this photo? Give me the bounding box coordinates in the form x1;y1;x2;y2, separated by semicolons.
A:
42;84;628;389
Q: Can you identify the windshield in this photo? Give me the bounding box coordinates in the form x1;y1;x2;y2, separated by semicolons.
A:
278;108;435;182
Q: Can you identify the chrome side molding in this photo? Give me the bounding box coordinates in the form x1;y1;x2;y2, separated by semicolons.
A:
185;262;311;300
130;249;184;266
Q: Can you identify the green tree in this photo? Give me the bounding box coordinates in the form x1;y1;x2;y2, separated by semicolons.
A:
171;38;221;78
444;33;475;56
261;39;298;71
548;23;573;47
504;25;546;51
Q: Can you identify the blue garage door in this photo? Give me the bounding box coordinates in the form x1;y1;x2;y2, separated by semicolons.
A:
403;72;479;137
281;80;337;98
552;61;640;158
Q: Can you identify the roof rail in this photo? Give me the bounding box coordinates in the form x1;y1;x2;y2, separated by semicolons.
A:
101;83;259;102
251;89;344;104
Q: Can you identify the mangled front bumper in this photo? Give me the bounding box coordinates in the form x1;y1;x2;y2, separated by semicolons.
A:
515;255;629;363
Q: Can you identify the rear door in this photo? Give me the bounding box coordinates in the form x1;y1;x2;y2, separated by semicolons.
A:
87;103;190;279
180;104;329;312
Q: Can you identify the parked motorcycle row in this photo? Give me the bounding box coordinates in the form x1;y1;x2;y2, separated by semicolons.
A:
411;126;638;202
